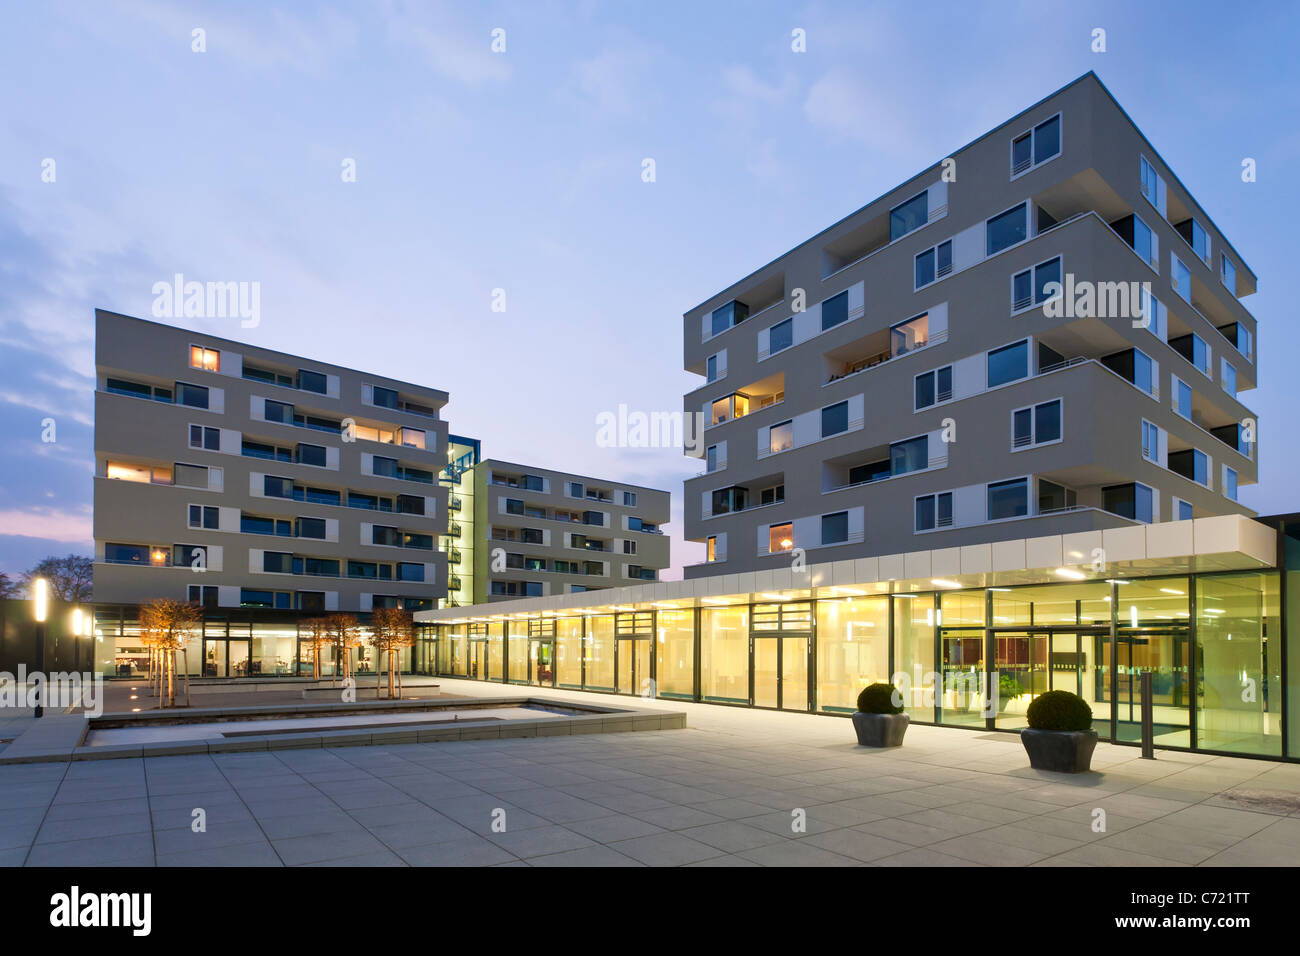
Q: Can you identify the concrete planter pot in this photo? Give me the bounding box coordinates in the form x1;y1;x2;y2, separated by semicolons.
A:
852;711;909;747
1020;728;1098;773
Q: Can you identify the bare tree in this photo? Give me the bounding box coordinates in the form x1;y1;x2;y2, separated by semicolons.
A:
22;555;92;602
139;599;202;707
299;617;331;679
325;613;362;685
0;571;20;599
369;608;415;698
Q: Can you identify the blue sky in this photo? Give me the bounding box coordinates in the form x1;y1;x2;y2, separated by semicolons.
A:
1;0;1296;580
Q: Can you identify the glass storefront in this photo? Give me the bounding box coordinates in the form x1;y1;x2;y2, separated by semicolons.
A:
817;596;889;713
556;617;583;688
701;604;748;704
656;609;695;699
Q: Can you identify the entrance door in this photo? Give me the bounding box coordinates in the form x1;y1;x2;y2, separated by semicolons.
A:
469;640;487;680
1114;628;1190;746
939;628;985;727
751;636;810;711
616;638;651;696
530;640;555;687
229;640;251;677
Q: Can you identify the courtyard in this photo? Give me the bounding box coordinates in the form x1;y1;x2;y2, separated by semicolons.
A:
1;677;1299;867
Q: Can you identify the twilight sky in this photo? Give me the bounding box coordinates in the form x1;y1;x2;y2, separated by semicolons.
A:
0;0;1296;581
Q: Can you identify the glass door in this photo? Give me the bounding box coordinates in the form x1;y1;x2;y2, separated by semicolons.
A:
993;631;1045;729
229;640;251;677
751;636;809;711
530;640;555;686
203;639;226;677
1115;628;1190;747
469;639;486;680
939;628;985;727
616;638;651;696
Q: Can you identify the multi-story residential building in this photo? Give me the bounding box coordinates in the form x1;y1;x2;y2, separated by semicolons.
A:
467;460;670;602
93;309;451;676
682;72;1259;578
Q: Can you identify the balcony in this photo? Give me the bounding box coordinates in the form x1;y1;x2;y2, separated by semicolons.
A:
707;373;785;428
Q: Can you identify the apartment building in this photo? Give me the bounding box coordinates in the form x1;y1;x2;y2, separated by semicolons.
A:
93;309;450;676
471;460;670;602
682;72;1259;578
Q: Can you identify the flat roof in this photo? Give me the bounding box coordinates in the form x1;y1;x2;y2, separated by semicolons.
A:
477;458;672;496
417;514;1276;623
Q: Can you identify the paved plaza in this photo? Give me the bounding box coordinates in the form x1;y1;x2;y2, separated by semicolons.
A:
2;677;1299;867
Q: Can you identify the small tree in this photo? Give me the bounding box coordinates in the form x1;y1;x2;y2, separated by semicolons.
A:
140;599;202;707
299;617;331;679
22;555;93;602
325;613;362;685
0;571;20;599
369;608;415;698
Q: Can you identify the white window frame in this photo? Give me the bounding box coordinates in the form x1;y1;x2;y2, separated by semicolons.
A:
1171;251;1192;303
1010;398;1064;451
1140;419;1160;464
1223;465;1239;502
1172;496;1195;522
914;238;953;290
1220;252;1237;295
1010;254;1063;315
986;475;1032;522
913;364;954;411
1009;111;1062;180
913;490;955;532
1171;374;1193;420
1220;357;1237;398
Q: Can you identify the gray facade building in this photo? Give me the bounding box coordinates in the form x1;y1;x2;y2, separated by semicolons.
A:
682;72;1258;579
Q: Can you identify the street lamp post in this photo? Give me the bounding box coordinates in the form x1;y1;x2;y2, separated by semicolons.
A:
33;578;48;719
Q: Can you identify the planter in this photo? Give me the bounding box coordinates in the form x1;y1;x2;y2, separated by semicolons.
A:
1020;728;1098;773
851;711;909;748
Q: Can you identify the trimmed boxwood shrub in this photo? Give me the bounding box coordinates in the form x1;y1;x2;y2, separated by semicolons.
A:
856;683;903;715
1025;690;1093;732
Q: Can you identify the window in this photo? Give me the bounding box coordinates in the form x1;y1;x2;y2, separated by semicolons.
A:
986;203;1027;256
768;522;794;553
1176;499;1194;521
105;543;150;565
396;494;425;516
1139;156;1160;205
915;492;953;531
710;301;748;337
1012;399;1062;448
188;585;218;608
1173;376;1193;418
262;399;291;425
890;436;928;475
1169;448;1209;487
627;517;645;532
242;514;291;536
372;525;400;547
769;318;793;355
987;339;1029;388
1103;482;1153;523
710;487;746;516
706;535;720;562
263;551;293;574
706;444;720;472
1135;420;1159;463
1171;254;1192;302
264;475;295;499
188;504;218;529
296;517;326;539
296;443;327;467
623;491;637;507
769;420;793;454
173;463;209;488
1177;218;1210;265
1221;359;1237;398
623;540;637;555
821;401;849;437
821;290;848;330
988;478;1029;520
914;240;952;288
189;346;220;372
889;191;928;241
1223;466;1238;502
821;511;849;545
1011;256;1062;311
1131;215;1156;268
372;385;399;409
1102;347;1155;395
706;354;720;382
1011;114;1060;176
1220;254;1237;295
175;382;209;409
189;425;220;450
241;588;291;610
1038;479;1076;514
397;562;426;582
890;313;929;356
298;369;327;394
759;485;784;506
914;366;952;410
1170;333;1210;375
371;456;399;478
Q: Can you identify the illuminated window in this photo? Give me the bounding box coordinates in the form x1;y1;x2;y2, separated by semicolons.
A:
189;346;220;372
706;536;718;562
769;522;794;553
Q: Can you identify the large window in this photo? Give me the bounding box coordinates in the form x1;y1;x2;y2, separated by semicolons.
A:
890;436;928;475
1174;376;1193;418
1220;253;1237;295
1102;482;1153;523
988;478;1029;520
768;522;794;553
1196;572;1281;757
1011;114;1060;175
1141;420;1160;463
768;318;793;355
173;463;209;488
889;191;928;241
769;420;793;455
175;382;209;409
656;610;695;700
701;606;748;704
816;597;889;713
1171;253;1192;302
584;615;615;691
1224;466;1238;501
1011;256;1061;311
915;492;952;531
821;290;849;330
189;346;220;372
821;401;849;437
556;618;583;688
987;339;1029;388
893;595;935;721
1012;399;1061;448
1168;448;1209;487
986;203;1027;256
914;365;952;410
914;240;952;288
821;511;849;545
890;313;929;357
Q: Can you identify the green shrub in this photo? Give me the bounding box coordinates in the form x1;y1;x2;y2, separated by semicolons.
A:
1025;690;1093;732
856;682;903;715
998;673;1024;711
